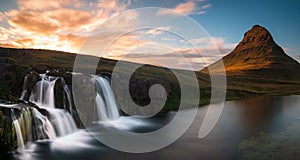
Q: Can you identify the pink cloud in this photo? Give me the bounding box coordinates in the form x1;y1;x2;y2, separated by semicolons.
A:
170;1;196;15
145;26;172;35
0;12;6;22
97;0;131;13
157;1;211;16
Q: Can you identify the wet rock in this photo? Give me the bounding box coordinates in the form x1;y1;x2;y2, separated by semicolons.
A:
0;108;18;152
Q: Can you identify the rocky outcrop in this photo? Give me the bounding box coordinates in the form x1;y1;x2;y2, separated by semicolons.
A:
0;107;17;153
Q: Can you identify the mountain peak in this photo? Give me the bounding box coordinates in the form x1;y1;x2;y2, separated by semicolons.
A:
201;25;300;80
236;25;275;50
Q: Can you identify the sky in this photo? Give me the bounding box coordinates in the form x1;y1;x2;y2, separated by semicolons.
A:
0;0;299;70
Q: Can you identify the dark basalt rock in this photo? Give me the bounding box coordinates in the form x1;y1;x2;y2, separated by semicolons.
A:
0;107;19;152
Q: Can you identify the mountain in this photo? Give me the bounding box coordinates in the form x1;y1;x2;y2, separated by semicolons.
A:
201;25;300;95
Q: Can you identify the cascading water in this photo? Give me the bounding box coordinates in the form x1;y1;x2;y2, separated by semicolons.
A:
29;74;57;108
19;108;33;142
93;76;120;121
47;108;77;137
19;76;28;101
28;74;77;136
31;108;57;140
6;74;122;153
61;78;73;116
11;109;25;152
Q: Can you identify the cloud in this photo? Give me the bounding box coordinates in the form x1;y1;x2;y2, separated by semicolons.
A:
168;1;195;15
144;26;172;35
201;4;211;10
97;0;131;14
0;42;19;48
15;38;35;48
5;0;134;35
157;0;211;16
47;9;95;31
5;6;101;35
0;12;6;22
0;0;232;71
115;36;236;70
114;42;233;60
1;0;137;53
58;34;86;50
6;10;61;35
102;33;153;58
17;0;84;11
0;27;11;41
190;37;237;50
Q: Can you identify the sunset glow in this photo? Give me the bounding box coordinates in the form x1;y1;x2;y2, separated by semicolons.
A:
0;0;299;70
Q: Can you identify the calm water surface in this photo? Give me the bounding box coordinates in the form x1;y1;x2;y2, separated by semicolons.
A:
12;95;300;160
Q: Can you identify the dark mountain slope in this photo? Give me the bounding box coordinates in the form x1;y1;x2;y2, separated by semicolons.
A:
201;25;300;96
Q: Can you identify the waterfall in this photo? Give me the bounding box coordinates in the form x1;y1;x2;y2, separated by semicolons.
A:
25;74;119;122
29;74;57;108
11;109;25;152
4;104;77;149
47;109;77;137
61;78;73;116
93;76;120;121
4;74;122;153
32;108;57;140
19;108;33;142
19;76;28;100
24;74;77;138
28;74;78;137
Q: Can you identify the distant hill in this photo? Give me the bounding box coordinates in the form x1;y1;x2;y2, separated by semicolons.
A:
201;25;300;96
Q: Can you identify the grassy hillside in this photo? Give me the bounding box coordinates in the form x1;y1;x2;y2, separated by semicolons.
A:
0;47;212;110
1;46;300;111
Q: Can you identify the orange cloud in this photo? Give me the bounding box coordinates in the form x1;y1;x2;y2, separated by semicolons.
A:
17;0;84;11
7;10;60;35
1;0;137;54
15;38;35;48
48;9;95;31
0;0;222;71
58;34;86;50
0;42;19;48
104;33;151;58
0;27;10;41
